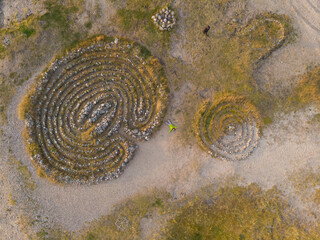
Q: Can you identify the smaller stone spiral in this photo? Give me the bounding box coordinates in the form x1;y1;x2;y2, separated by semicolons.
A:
194;94;261;161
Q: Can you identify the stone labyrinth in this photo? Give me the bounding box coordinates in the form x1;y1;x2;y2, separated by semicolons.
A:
194;94;261;161
22;36;169;184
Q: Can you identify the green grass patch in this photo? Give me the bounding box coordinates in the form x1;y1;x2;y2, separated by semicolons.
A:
9;193;16;206
263;116;273;125
139;45;152;58
0;14;39;61
39;0;85;46
312;113;320;123
20;25;36;38
113;0;173;47
32;228;70;240
85;21;92;29
40;0;78;31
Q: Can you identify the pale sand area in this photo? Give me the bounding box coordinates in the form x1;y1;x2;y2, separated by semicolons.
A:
2;0;320;237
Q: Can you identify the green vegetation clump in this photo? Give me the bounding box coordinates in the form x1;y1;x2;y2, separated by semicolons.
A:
40;1;77;33
20;35;169;184
263;116;273;125
0;75;16;124
85;21;92;29
0;43;5;55
20;25;36;38
113;0;173;46
32;227;70;240
39;0;85;46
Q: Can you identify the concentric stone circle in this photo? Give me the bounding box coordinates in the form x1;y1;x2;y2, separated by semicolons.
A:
22;36;169;184
194;94;261;161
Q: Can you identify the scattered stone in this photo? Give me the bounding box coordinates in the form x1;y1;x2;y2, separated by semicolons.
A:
26;9;32;17
3;38;10;46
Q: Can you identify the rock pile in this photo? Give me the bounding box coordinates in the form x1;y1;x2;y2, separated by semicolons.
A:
152;7;176;31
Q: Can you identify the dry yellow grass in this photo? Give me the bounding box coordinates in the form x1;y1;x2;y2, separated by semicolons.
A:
33;183;320;239
290;66;320;108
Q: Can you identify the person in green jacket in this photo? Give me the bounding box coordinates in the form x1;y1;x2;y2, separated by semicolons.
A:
166;120;177;133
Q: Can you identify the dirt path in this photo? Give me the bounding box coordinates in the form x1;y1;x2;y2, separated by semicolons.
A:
0;157;27;239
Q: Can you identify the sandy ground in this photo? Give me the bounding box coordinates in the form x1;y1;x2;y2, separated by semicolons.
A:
0;156;25;239
2;0;320;238
247;0;320;95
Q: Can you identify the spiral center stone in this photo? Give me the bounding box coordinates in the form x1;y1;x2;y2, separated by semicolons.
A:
226;124;237;134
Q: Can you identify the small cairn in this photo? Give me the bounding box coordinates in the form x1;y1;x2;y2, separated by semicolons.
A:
152;7;176;31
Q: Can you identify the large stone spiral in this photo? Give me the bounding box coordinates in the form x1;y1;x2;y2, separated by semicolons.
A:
22;36;169;184
194;94;261;161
